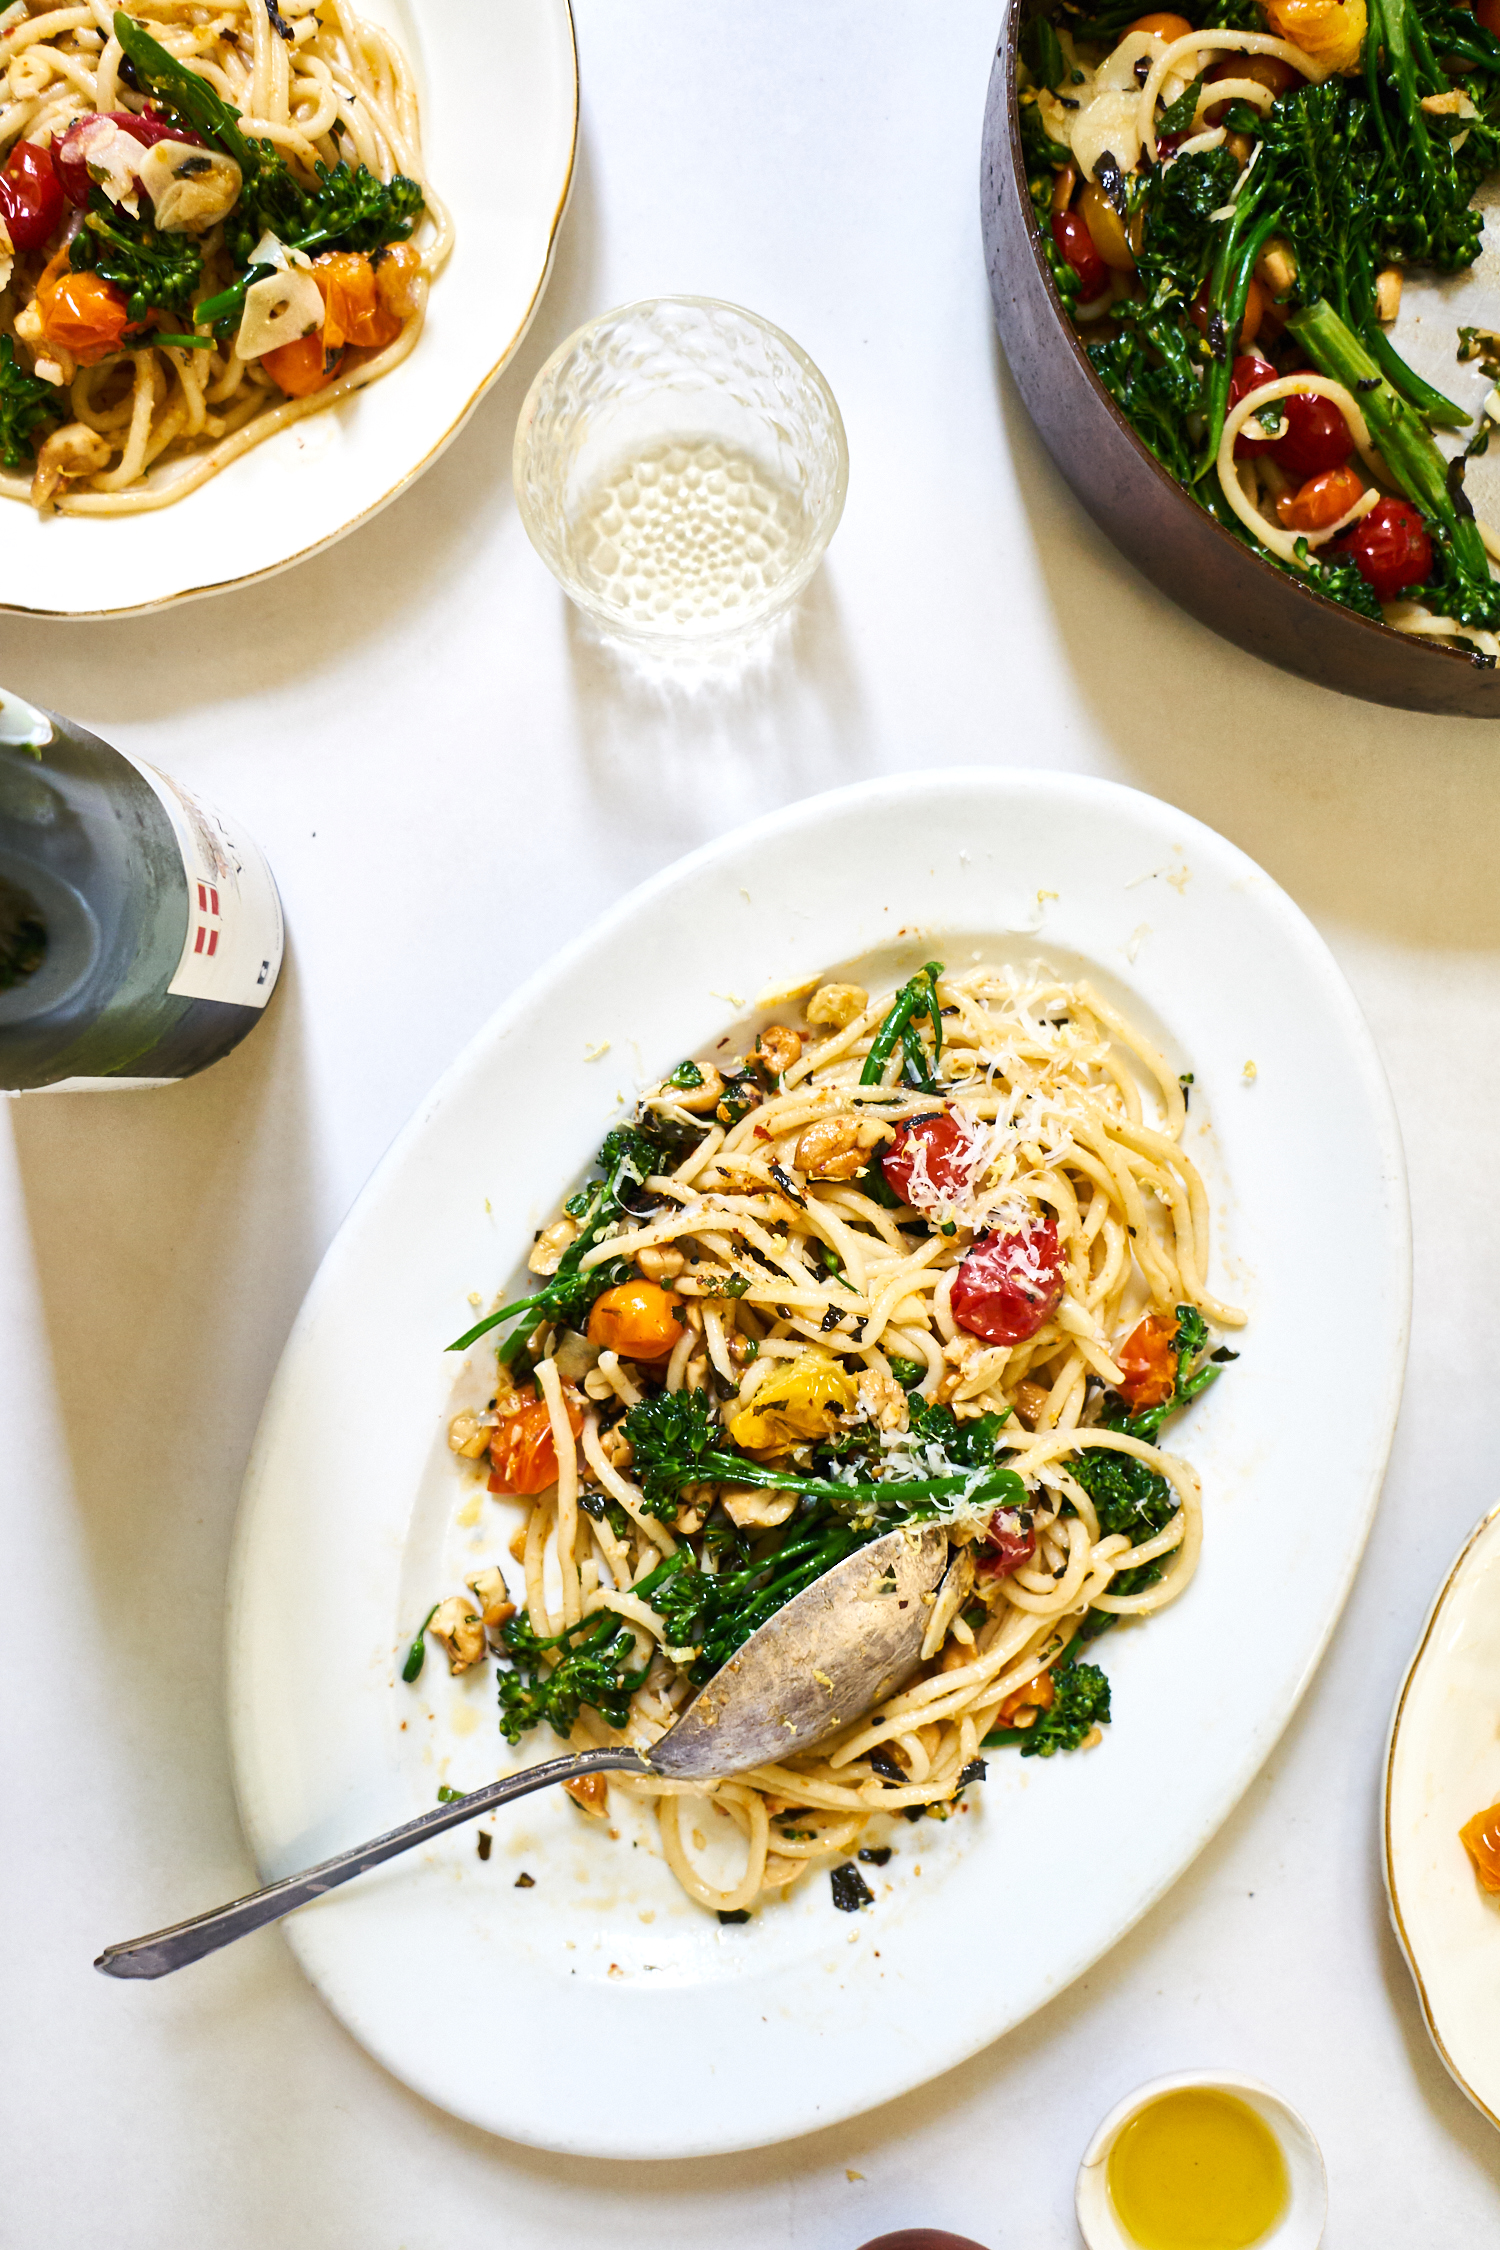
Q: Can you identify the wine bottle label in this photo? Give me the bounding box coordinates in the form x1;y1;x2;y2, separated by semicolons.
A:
125;757;284;1009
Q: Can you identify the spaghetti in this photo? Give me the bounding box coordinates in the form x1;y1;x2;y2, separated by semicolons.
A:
0;1;450;511
424;961;1245;1916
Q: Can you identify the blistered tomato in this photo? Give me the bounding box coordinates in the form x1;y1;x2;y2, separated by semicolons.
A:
487;1387;583;1497
262;332;346;397
976;1510;1037;1577
1052;207;1107;300
881;1111;975;1206
587;1280;686;1361
1334;495;1432;600
1460;1800;1500;1893
0;140;63;250
35;266;130;360
1276;463;1365;533
53;108;202;206
1116;1313;1178;1409
312;249;404;351
1267;390;1354;478
951;1219;1065;1345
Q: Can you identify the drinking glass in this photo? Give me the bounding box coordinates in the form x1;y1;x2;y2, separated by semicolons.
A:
513;296;849;654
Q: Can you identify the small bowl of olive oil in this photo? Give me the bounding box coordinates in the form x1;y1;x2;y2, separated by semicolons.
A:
1075;2074;1327;2250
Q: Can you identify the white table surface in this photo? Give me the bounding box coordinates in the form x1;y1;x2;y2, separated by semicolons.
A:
5;3;1500;2242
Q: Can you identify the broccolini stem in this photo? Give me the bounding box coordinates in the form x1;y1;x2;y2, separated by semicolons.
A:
1198;193;1281;477
1288;297;1491;577
1361;324;1470;429
860;962;943;1086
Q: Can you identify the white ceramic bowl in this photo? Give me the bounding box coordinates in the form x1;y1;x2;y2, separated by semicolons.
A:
0;0;577;617
1076;2072;1328;2250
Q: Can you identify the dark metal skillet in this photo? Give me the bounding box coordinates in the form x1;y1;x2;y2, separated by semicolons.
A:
982;2;1500;717
95;1524;951;1978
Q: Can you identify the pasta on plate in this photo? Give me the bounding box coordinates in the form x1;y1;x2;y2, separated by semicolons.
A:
0;0;451;511
418;960;1245;1916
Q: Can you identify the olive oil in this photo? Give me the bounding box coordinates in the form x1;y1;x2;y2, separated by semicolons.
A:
1106;2087;1289;2250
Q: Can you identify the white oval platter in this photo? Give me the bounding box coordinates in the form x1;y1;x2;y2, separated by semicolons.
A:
0;0;577;618
1386;1502;1500;2130
228;768;1410;2157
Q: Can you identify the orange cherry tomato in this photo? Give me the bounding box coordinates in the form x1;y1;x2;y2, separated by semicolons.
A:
587;1280;686;1362
1460;1800;1500;1893
1116;1313;1178;1410
1189;275;1263;350
312;249;404;352
36;266;130;362
262;331;346;397
1276;463;1365;533
1125;12;1194;38
487;1385;584;1497
1478;0;1500;35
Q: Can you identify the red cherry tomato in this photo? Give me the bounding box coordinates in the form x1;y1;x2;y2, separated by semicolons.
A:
1228;353;1282;457
1265;390;1353;479
54;109;203;207
0;140;63;250
976;1510;1036;1578
881;1112;974;1207
1052;207;1106;300
1333;495;1433;602
1116;1313;1178;1409
1477;0;1500;36
951;1219;1064;1346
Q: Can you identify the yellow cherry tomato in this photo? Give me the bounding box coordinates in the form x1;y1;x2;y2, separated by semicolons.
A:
726;1351;858;1452
587;1280;686;1361
1261;0;1367;75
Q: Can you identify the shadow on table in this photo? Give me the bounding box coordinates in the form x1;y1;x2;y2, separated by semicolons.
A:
6;949;321;1872
988;335;1500;957
562;565;873;862
0;121;607;727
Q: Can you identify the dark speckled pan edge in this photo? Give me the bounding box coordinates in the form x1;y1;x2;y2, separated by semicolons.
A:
980;8;1500;718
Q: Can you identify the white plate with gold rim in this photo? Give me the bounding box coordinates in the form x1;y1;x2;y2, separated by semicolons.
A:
0;0;576;618
1386;1503;1500;2130
227;769;1409;2156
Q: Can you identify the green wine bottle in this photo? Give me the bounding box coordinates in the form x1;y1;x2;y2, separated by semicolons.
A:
0;688;283;1092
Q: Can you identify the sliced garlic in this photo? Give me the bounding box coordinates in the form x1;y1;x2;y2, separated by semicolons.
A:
236;265;325;360
138;140;241;233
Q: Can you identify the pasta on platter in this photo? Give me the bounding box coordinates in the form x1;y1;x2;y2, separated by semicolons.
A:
420;960;1245;1917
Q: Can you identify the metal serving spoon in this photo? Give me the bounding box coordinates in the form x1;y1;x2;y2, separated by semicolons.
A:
95;1522;951;1979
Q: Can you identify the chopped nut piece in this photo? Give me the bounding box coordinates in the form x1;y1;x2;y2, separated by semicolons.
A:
467;1568;515;1630
508;1525;528;1562
448;1410;489;1458
1011;1379;1052;1431
31;420;110;509
429;1596;485;1673
752;1024;803;1076
563;1772;609;1815
1254;238;1296;299
722;1485;800;1528
857;1365;909;1433
599;1423;634;1471
637;1243;686;1280
1374;267;1402;325
528;1216;578;1276
794;1114;864;1179
805;982;868;1029
671;1062;724;1114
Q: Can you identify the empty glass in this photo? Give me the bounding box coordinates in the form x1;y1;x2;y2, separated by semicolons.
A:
513;296;849;655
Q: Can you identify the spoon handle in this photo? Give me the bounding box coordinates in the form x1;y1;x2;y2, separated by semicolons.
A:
93;1747;649;1980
